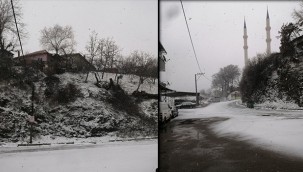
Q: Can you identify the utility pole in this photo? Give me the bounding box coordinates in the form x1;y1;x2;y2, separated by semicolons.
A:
195;73;204;106
29;84;35;144
195;74;197;105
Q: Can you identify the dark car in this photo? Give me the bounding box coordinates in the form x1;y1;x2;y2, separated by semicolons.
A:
175;102;196;109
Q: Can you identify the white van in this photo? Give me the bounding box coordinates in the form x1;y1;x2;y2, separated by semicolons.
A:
160;102;172;123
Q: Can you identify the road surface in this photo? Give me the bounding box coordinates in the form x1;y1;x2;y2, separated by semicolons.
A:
0;140;157;172
160;101;303;172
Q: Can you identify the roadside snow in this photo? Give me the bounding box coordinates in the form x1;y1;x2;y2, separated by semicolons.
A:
92;72;157;94
255;99;303;110
0;140;157;172
176;100;303;158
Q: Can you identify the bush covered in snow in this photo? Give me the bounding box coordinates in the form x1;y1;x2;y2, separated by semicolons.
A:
240;52;303;108
240;22;303;108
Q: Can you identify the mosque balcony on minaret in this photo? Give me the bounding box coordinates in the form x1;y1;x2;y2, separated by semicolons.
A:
243;45;248;49
243;35;248;39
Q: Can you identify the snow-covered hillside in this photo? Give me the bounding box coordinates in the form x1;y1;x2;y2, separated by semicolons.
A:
240;52;303;108
0;72;158;144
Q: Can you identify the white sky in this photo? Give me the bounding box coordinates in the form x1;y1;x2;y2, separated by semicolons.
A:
160;1;300;92
20;0;157;57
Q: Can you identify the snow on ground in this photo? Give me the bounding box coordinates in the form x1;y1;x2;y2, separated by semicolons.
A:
175;100;303;159
0;140;157;172
139;99;158;117
93;72;157;94
57;72;157;95
254;99;303;110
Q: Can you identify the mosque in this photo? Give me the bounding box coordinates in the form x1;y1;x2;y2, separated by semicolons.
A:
243;8;271;66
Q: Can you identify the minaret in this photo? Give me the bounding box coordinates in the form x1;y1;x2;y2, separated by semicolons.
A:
266;7;271;55
243;18;248;66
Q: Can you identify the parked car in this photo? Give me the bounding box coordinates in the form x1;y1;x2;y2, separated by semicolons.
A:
175;102;196;109
160;102;172;123
209;97;220;102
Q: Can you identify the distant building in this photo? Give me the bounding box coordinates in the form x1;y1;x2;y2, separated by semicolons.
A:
14;50;53;67
162;90;200;105
13;50;94;74
160;82;176;108
244;8;272;66
64;53;95;72
13;50;65;74
227;91;241;101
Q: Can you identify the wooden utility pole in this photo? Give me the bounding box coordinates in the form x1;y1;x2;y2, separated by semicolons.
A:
29;84;35;143
195;74;198;105
195;73;204;106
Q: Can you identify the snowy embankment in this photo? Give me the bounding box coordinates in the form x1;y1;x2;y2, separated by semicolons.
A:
0;72;158;144
0;140;157;172
176;100;303;159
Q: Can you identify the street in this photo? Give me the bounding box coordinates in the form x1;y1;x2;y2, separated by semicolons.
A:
159;101;303;172
0;140;157;172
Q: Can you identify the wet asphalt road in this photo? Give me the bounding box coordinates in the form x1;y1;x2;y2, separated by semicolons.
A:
159;118;303;172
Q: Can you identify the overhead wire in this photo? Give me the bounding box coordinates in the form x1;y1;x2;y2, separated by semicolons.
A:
180;0;211;83
180;0;203;74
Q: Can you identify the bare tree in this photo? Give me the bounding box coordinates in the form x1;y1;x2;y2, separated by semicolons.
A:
86;31;99;64
147;57;157;83
84;32;121;83
84;31;99;82
212;64;240;98
293;1;303;26
99;38;120;79
0;0;25;51
0;0;26;81
125;50;156;92
40;24;76;55
94;38;105;71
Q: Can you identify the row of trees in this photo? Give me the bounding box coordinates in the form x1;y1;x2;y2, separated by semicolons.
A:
84;30;157;91
121;51;157;90
85;31;120;79
0;0;157;89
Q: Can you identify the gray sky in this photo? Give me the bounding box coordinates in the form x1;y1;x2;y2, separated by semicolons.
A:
20;0;157;56
160;1;300;92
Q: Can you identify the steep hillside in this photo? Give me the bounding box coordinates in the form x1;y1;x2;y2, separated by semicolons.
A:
0;72;158;143
240;53;303;109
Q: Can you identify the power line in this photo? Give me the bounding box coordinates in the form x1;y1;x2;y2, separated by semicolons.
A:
202;74;212;82
197;73;211;82
180;0;212;84
180;0;203;74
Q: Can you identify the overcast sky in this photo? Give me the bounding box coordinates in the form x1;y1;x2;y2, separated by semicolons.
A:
20;0;157;57
160;1;300;92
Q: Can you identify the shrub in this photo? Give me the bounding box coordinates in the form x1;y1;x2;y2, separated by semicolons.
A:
56;83;82;104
